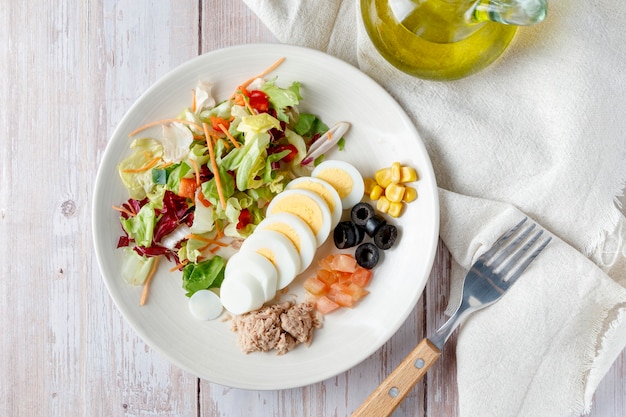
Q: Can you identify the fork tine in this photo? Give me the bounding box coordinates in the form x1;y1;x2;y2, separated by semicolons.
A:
500;229;544;271
478;217;528;263
506;235;552;285
488;222;536;269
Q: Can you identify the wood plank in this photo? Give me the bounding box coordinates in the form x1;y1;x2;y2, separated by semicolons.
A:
90;1;201;415
0;1;199;416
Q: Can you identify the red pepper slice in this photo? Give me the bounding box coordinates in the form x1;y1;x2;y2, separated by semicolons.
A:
248;90;270;112
236;208;252;230
271;144;298;163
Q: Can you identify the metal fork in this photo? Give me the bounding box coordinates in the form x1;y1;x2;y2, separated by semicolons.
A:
351;218;552;417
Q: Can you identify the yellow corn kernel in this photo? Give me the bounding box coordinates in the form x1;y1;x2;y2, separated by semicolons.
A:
391;162;402;183
376;196;390;213
385;182;405;203
363;178;377;195
403;186;417;203
374;168;393;188
388;202;403;218
369;184;384;200
400;166;418;183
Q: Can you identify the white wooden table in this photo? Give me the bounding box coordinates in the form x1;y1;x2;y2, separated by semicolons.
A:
1;1;623;416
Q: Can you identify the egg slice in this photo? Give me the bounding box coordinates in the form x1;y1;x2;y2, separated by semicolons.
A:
188;289;223;320
225;250;278;302
286;176;343;228
312;160;365;208
265;189;332;247
220;272;266;315
239;229;301;290
256;212;317;273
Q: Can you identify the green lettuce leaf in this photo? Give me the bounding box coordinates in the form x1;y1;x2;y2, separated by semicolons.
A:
261;80;302;122
181;256;225;296
120;204;156;247
119;248;156;286
118;138;163;200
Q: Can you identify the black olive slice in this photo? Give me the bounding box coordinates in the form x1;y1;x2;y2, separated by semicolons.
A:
355;242;380;269
373;224;398;250
364;214;386;237
351;202;375;227
334;221;357;249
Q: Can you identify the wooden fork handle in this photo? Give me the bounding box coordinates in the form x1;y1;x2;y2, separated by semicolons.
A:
351;338;441;417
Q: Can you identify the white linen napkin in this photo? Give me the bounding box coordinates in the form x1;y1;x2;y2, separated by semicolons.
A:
242;1;626;416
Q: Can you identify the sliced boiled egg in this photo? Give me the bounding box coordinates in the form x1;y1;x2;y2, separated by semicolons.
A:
239;229;301;290
256;212;317;273
220;272;266;315
225;250;278;302
312;160;365;208
265;189;332;247
188;289;223;320
286;176;343;229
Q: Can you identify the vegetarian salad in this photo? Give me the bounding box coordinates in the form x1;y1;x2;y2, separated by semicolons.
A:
113;58;348;307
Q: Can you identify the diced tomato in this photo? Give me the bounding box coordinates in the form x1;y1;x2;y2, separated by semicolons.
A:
303;276;327;296
318;254;336;270
330;254;358;273
350;267;372;288
347;283;369;301
316;296;340;314
312;253;374;314
333;270;353;284
328;286;354;308
249;90;270;112
178;177;197;200
316;269;337;287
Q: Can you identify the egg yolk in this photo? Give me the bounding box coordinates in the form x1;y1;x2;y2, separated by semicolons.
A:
270;194;323;235
263;223;301;251
314;168;353;199
290;180;336;213
256;248;277;265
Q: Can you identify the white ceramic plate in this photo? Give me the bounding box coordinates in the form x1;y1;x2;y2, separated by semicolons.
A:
93;44;439;390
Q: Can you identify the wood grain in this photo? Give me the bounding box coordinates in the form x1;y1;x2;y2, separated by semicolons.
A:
0;0;623;416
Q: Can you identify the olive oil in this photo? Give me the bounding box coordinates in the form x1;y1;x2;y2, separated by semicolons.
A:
361;0;517;80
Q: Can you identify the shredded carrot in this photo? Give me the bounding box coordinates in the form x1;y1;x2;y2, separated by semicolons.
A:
197;190;212;207
191;89;197;113
244;99;256;115
209;245;221;254
169;259;189;272
214;220;223;239
202;123;227;210
185;233;228;247
140;256;160;306
121;157;161;173
189;158;201;186
231;57;286;99
159;161;174;169
218;123;241;148
112;205;136;218
128;118;203;137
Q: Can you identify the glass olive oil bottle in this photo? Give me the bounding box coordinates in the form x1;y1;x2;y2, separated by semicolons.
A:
361;0;520;80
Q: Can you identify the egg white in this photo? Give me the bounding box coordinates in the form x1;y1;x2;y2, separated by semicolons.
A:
225;250;278;302
286;176;343;229
256;212;317;273
220;272;266;315
239;229;302;290
265;189;332;247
